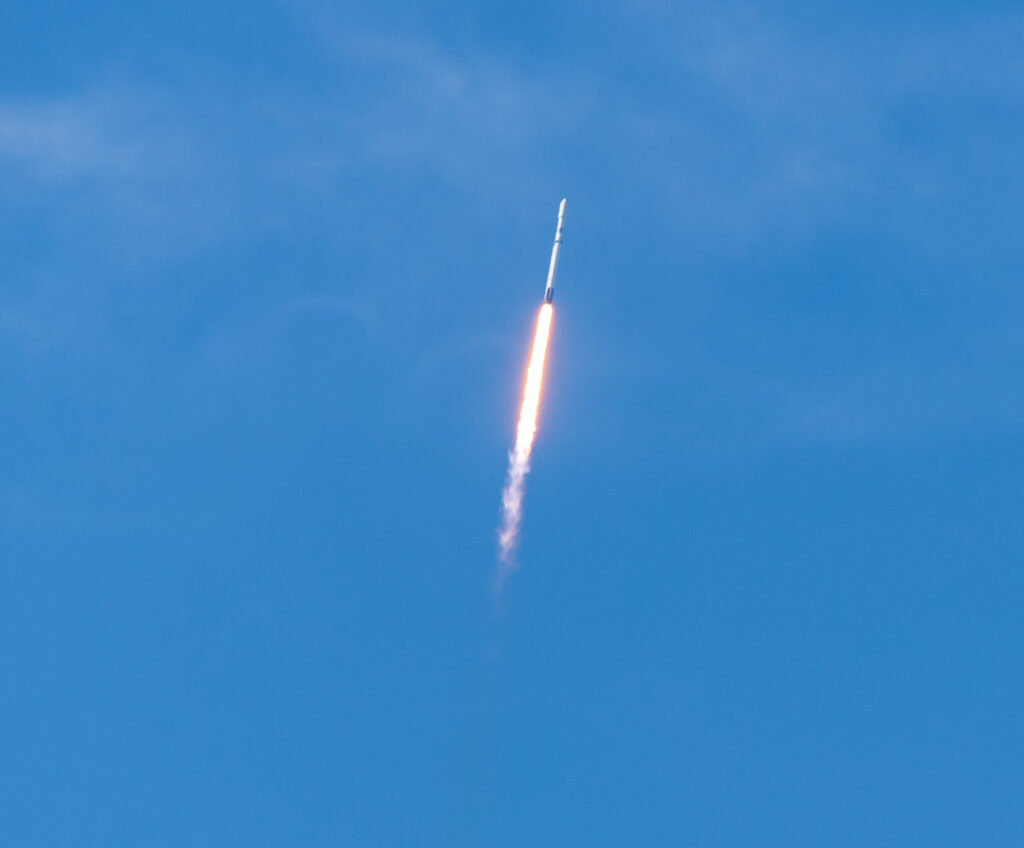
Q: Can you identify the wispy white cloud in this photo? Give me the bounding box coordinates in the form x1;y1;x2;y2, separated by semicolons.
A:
0;91;158;183
5;7;1024;450
4;8;1023;241
0;33;573;239
587;5;1024;246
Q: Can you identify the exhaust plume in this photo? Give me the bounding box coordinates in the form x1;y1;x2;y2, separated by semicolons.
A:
497;303;554;580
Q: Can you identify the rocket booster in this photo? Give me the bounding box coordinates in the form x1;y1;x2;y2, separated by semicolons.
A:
543;198;566;304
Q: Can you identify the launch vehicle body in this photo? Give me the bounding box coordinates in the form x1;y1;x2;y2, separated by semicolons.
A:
543;198;567;304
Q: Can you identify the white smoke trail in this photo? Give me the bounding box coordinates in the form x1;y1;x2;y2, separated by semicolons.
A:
497;303;554;580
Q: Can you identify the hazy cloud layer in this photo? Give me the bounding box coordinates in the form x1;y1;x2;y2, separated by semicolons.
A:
3;6;1024;450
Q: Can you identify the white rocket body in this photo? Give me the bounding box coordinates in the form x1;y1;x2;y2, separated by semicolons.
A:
543;198;566;304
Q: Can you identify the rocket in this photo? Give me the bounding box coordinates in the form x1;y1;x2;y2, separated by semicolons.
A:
543;198;567;304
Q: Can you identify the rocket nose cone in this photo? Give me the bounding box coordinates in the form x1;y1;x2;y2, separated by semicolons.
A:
559;198;567;214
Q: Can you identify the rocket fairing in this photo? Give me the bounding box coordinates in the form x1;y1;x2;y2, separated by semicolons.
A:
543;198;567;304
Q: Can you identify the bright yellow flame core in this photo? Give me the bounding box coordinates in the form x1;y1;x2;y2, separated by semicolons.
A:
497;303;554;564
514;303;553;458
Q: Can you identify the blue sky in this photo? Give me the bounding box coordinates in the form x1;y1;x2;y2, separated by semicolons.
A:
3;2;1024;844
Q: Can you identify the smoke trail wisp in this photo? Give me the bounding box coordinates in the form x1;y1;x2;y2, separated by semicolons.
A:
498;303;554;579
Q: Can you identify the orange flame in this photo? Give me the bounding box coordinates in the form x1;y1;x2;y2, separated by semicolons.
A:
498;304;554;572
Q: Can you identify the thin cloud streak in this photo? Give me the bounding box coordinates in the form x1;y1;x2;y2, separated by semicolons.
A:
5;9;1024;450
